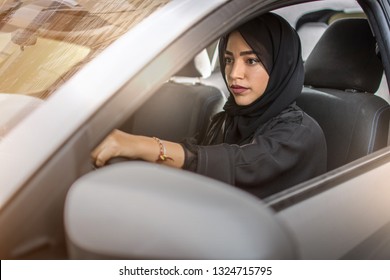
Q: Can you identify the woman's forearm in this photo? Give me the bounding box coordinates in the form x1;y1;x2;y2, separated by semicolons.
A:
91;130;185;168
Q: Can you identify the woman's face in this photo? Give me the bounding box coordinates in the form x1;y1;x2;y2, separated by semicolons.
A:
224;31;270;106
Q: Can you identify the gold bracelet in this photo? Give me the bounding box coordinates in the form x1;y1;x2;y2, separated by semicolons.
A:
153;137;173;163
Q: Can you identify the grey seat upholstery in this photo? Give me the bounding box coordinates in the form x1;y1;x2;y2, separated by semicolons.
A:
295;9;339;61
297;18;390;171
123;83;225;142
297;22;327;61
120;51;225;142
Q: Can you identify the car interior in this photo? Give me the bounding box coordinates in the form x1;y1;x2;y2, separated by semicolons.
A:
120;12;390;172
298;17;390;171
63;6;390;259
119;50;226;143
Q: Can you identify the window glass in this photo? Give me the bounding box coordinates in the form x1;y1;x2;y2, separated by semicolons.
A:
0;0;170;99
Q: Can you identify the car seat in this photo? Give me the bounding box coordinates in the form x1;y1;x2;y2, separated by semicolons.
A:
297;22;327;61
120;50;225;142
297;18;390;171
296;9;340;61
296;9;366;61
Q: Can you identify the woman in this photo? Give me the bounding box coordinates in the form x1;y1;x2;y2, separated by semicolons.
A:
92;13;327;198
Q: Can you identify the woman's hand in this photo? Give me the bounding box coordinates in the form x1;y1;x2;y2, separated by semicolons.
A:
91;129;185;168
91;129;141;167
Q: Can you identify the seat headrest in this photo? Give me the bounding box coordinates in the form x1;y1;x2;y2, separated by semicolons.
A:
174;49;211;78
304;18;383;93
297;22;327;61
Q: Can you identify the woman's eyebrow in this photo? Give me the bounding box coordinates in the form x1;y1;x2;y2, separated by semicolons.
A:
225;50;257;56
240;50;257;56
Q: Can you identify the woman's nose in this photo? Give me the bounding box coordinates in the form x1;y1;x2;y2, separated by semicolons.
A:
228;61;244;80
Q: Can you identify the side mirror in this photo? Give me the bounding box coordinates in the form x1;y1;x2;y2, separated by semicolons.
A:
64;162;298;259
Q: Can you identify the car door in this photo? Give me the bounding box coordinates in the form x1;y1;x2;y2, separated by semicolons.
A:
264;0;390;259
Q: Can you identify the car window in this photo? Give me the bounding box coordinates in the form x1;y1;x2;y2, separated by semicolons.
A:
0;0;170;139
0;0;170;99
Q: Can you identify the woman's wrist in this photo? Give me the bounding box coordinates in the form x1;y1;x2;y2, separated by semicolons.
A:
138;136;185;168
129;135;158;162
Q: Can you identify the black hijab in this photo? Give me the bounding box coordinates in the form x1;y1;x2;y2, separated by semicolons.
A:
210;13;304;145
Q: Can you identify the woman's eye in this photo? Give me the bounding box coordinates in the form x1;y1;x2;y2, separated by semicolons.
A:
224;57;233;64
247;58;260;65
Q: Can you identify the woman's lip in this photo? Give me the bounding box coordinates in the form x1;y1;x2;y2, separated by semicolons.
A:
230;85;249;94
